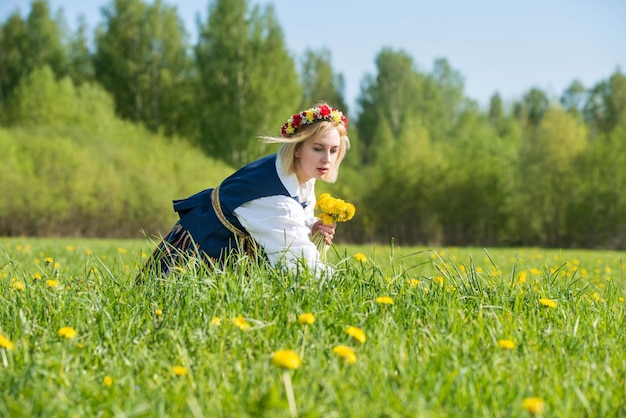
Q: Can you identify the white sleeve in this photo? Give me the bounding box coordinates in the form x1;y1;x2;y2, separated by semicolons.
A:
234;195;332;277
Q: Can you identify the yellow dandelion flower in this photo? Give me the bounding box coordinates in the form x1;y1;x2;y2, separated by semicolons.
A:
298;313;315;325
375;296;394;305
518;271;527;284
66;246;75;252
539;298;557;308
57;327;77;339
333;345;357;364
46;279;60;287
11;281;25;291
498;339;515;349
117;248;128;254
346;326;366;344
211;316;221;326
354;253;367;263
172;366;188;376
619;297;625;303
271;349;302;370
154;309;163;316
103;376;113;387
44;257;54;264
85;249;93;255
433;276;444;285
0;334;15;350
409;278;420;286
33;272;42;280
232;316;250;331
523;397;545;415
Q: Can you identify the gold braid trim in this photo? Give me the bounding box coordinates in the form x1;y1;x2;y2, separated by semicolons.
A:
211;186;256;254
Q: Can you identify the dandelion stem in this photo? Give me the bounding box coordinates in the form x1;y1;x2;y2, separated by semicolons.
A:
282;371;298;418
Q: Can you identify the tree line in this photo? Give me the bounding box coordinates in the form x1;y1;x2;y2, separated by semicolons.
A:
1;0;625;249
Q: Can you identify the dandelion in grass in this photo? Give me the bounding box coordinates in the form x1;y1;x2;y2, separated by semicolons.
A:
44;257;54;264
333;345;357;364
271;349;301;417
57;327;77;339
172;366;188;376
346;326;366;344
619;297;625;303
66;246;74;252
298;313;315;325
11;280;25;291
211;316;221;326
433;276;444;286
353;253;367;263
117;248;128;254
0;334;15;350
85;249;93;255
46;279;60;288
375;296;393;305
271;349;302;370
539;298;557;308
233;316;251;331
517;271;527;285
154;309;163;317
523;397;545;415
409;278;420;287
498;339;515;349
103;376;113;387
32;272;42;280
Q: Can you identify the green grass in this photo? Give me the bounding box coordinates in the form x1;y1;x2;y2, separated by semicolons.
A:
1;238;625;417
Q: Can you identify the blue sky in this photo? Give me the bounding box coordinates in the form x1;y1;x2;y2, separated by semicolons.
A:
2;0;625;113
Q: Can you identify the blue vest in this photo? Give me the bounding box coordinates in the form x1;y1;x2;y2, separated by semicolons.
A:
172;154;293;258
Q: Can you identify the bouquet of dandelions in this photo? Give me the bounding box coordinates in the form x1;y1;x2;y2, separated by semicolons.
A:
314;193;356;261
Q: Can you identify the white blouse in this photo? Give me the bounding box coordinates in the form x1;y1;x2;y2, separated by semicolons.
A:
233;157;332;276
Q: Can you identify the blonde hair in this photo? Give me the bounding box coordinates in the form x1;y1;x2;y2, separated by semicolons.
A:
261;121;350;183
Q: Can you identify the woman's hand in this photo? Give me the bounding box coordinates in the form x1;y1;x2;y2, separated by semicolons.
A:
312;220;337;245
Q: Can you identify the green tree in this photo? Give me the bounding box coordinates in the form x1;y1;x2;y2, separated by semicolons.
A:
94;0;193;135
194;0;300;166
560;79;587;117
515;87;550;126
584;69;626;137
517;107;588;246
23;0;67;77
66;16;94;85
300;47;348;114
356;48;424;164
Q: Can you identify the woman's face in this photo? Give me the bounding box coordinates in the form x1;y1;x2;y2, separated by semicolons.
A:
294;128;341;183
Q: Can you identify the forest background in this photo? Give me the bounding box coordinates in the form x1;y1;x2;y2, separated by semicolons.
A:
1;0;625;249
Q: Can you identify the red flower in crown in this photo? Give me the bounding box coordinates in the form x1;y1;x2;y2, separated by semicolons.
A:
292;113;302;127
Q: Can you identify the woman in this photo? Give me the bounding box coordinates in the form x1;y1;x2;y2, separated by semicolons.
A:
140;103;350;278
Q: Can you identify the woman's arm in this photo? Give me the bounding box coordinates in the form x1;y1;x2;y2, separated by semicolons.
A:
234;195;333;276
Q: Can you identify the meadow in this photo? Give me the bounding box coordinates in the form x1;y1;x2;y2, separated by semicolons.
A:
0;237;624;417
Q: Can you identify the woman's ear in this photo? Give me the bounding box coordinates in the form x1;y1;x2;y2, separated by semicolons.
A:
294;143;301;158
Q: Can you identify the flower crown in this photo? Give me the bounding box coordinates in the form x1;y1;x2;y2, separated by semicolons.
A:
281;104;348;137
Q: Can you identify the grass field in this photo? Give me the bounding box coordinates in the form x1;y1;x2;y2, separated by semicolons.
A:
1;237;625;417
